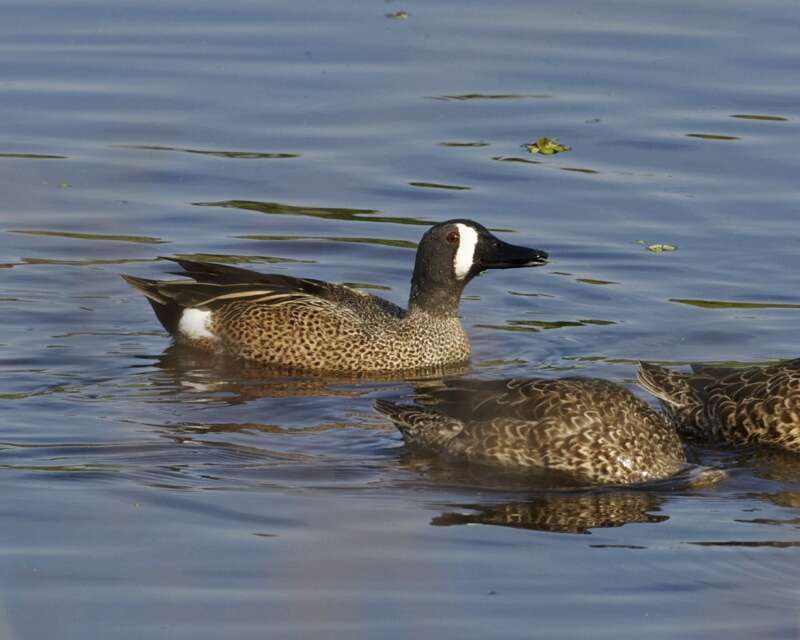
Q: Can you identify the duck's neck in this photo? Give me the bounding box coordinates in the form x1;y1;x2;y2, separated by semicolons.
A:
407;276;465;318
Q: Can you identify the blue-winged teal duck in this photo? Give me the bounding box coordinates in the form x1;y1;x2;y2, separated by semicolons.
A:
122;220;547;373
375;377;686;485
638;360;800;452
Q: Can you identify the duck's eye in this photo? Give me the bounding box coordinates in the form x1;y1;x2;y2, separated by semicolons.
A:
446;230;459;244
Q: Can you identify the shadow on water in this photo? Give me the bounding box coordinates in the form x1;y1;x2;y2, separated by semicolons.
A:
171;252;316;265
113;144;301;159
137;343;470;403
192;200;433;226
476;318;617;332
232;234;418;250
427;93;552;101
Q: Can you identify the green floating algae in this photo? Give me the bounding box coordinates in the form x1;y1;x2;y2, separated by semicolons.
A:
647;243;677;253
523;137;571;155
670;299;800;310
635;240;678;253
9;230;167;244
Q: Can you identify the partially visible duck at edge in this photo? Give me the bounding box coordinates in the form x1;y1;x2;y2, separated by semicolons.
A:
122;219;548;374
638;360;800;452
375;376;687;485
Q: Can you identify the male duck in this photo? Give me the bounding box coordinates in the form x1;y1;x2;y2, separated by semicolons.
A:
375;376;687;485
638;360;800;452
122;219;547;373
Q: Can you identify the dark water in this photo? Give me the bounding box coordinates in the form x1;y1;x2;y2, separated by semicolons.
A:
2;0;800;637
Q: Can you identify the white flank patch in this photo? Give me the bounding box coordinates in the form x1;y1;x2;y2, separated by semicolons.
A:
178;308;217;341
453;223;478;279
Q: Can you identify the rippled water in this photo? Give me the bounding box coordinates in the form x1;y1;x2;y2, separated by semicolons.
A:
2;0;800;637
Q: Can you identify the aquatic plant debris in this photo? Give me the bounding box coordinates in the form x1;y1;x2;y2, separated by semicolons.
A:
386;10;409;20
646;243;678;253
523;137;571;155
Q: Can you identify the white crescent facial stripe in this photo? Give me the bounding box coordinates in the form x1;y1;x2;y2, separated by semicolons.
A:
178;308;218;340
453;223;478;279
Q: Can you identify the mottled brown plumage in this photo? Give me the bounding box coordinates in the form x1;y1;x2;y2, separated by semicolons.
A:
375;377;687;485
638;360;800;452
121;220;547;374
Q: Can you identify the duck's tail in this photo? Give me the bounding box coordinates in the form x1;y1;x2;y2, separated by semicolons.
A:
121;274;183;334
637;362;710;436
636;362;692;407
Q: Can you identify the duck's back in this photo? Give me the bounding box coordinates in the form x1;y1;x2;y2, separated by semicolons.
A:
701;361;800;448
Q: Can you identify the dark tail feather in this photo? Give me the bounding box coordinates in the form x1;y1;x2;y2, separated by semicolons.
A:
121;274;182;334
637;362;692;408
637;362;712;438
121;274;167;304
159;257;263;285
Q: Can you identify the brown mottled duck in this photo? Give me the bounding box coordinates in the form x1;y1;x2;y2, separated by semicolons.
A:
638;360;800;452
375;376;687;485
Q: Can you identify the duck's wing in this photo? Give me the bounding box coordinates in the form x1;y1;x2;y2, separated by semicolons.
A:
692;360;800;449
159;257;358;307
122;258;404;333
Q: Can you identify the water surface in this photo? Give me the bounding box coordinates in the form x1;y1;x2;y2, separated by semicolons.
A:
2;0;800;637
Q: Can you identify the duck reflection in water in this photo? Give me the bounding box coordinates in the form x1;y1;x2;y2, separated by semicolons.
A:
431;491;668;535
140;343;468;403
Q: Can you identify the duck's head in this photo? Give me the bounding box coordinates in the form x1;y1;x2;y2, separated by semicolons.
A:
409;219;548;314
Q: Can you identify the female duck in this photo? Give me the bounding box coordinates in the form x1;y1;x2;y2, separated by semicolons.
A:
376;376;687;485
638;360;800;452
